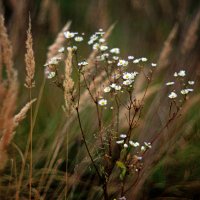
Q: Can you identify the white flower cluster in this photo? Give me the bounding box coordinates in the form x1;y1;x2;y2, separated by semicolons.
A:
88;29;105;45
64;31;77;39
122;71;138;86
133;57;148;64
64;31;84;44
78;61;88;67
174;70;186;77
168;92;177;99
103;83;122;93
44;56;62;66
167;70;195;99
116;136;152;151
117;59;128;67
44;67;56;79
110;48;120;54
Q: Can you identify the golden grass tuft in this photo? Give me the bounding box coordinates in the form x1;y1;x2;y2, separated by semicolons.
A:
0;15;15;81
14;98;37;125
24;17;35;88
63;49;74;113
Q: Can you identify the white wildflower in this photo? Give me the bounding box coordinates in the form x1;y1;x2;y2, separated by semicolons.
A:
72;46;77;51
187;88;194;92
45;68;56;79
100;45;108;51
93;43;100;50
110;83;117;88
113;56;119;60
181;89;189;95
141;146;146;151
104;86;111;93
58;47;65;53
168;92;177;99
123;80;133;85
114;85;122;91
123;72;138;80
64;31;76;38
129;141;140;147
166;82;175;86
141;57;147;62
75;36;83;42
96;55;105;61
124;144;128;148
110;48;120;54
144;142;152;148
120;134;127;138
128;56;134;60
116;140;124;144
102;53;109;58
117;59;128;67
98;99;107;106
151;63;157;67
174;72;178;77
188;81;195;85
99;38;105;43
78;61;88;66
133;59;140;64
178;70;186;77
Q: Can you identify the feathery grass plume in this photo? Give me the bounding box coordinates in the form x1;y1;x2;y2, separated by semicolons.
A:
0;70;18;151
47;21;71;61
24;17;35;88
14;98;37;125
181;10;200;55
157;23;178;70
0;15;14;81
63;49;74;113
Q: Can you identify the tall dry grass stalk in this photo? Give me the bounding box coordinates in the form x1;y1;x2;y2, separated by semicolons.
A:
0;15;15;81
14;99;37;125
24;17;36;200
181;10;200;55
63;49;74;113
36;22;71;194
63;49;74;199
0;15;18;170
0;15;35;172
157;23;179;70
47;21;71;60
25;18;35;89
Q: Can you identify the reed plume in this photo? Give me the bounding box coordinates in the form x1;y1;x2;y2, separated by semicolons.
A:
63;49;74;113
0;71;18;151
181;10;200;55
0;15;14;81
14;98;37;125
157;23;178;70
47;21;71;61
25;17;35;88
